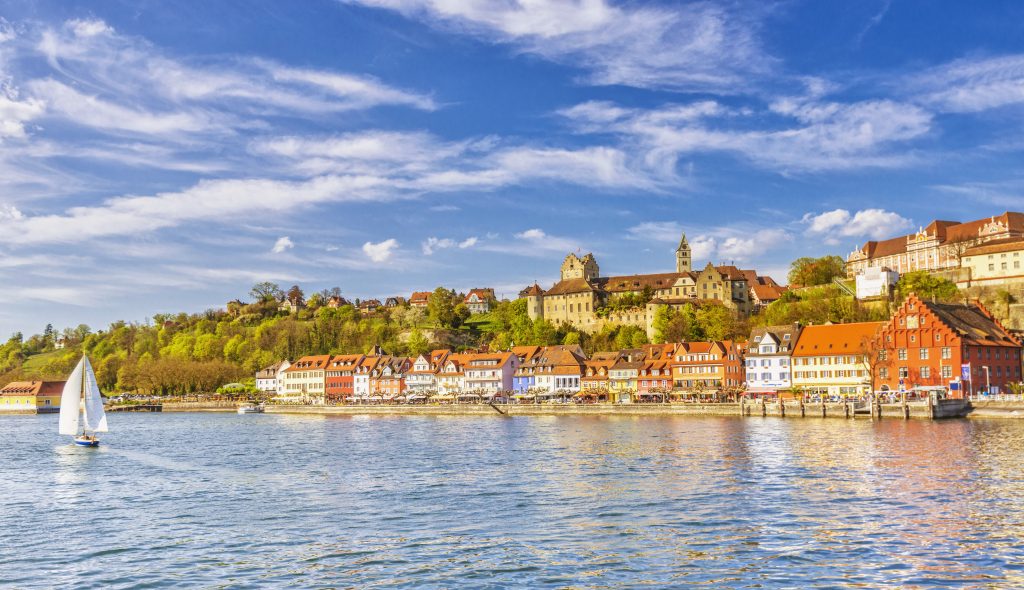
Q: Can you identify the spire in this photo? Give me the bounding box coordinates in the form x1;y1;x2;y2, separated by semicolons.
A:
677;232;689;251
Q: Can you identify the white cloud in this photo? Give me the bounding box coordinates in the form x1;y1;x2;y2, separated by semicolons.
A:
342;0;772;93
422;235;478;255
421;236;454;255
363;238;398;262
561;96;932;173
0;203;23;220
271;236;294;254
626;221;789;264
67;18;114;38
803;208;912;240
912;55;1024;113
625;221;684;243
0;174;389;245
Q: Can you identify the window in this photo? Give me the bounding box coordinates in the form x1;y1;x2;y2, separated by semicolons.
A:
898;349;907;360
878;350;887;361
879;367;889;379
942;365;952;378
920;348;929;360
920;366;930;379
941;347;951;359
899;367;909;378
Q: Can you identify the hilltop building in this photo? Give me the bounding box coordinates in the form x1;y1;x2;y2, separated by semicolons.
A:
525;232;779;338
846;212;1024;279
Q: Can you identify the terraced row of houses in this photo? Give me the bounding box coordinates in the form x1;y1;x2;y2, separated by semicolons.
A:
258;295;1023;403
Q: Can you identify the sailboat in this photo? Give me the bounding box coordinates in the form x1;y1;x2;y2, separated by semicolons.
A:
58;356;108;447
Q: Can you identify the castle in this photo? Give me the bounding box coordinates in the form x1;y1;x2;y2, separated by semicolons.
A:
525;233;784;339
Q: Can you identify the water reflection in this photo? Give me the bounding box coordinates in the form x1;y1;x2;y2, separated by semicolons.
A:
3;413;1024;588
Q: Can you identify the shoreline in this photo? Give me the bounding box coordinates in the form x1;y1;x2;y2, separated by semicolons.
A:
6;400;1020;419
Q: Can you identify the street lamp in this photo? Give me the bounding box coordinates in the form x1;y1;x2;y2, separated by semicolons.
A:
982;366;991;395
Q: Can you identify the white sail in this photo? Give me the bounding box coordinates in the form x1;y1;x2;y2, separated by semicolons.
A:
81;357;108;433
58;358;85;436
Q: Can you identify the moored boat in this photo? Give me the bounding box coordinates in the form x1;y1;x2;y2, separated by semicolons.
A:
237;403;265;414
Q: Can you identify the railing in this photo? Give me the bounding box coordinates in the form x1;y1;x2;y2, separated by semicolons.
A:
969;394;1024;402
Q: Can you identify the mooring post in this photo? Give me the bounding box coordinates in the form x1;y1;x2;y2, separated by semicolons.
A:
799;397;805;417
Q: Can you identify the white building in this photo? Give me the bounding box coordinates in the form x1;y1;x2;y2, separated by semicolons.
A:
406;350;446;393
462;352;518;394
855;267;899;300
353;356;380;397
256;360;291;395
745;323;801;395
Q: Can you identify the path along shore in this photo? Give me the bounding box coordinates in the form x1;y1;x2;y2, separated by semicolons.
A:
145;398;1024;419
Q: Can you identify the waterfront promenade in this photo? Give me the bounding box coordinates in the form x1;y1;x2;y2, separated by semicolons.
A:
151;397;987;419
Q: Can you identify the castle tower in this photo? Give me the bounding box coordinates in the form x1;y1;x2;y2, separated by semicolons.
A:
676;232;691;273
561;253;600;281
524;283;545;320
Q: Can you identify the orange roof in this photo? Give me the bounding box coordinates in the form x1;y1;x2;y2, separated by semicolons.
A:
523;283;544;296
284;355;331;372
0;381;65;396
792;322;885;356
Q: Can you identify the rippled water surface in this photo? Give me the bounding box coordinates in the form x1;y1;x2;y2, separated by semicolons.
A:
3;413;1024;588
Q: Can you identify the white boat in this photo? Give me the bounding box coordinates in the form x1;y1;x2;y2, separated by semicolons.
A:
59;356;108;447
237;403;265;414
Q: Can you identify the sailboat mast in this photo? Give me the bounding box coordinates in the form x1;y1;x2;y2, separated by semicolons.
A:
80;358;86;436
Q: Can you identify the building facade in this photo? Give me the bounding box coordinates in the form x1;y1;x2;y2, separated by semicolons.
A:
874;294;1022;395
0;381;65;413
526;232;775;338
279;355;330;402
959;238;1024;288
847;212;1024;278
791;322;884;398
255;360;291;395
745;324;801;394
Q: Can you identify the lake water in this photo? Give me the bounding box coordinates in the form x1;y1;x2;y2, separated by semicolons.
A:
3;413;1024;588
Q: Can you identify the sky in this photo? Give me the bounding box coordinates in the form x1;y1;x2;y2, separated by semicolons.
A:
0;0;1023;337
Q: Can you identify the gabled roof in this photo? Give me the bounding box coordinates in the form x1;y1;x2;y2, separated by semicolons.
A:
256;360;289;378
284;355;331;371
523;283;545;296
920;299;1021;347
747;324;801;355
465;288;495;303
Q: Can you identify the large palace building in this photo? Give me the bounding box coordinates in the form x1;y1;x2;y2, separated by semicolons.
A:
846;212;1024;279
525;233;784;338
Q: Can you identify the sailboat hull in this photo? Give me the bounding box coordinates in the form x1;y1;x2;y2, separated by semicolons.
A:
74;436;100;447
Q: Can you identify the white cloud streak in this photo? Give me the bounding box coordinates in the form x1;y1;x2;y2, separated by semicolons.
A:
342;0;773;93
271;236;294;254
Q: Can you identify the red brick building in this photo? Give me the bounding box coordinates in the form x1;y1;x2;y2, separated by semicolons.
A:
875;294;1022;396
325;354;363;402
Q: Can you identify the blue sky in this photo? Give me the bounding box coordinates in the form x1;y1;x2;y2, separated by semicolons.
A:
1;0;1023;336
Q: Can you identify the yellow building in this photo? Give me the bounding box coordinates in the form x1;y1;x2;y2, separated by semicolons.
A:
279;355;330;402
0;381;65;413
960;237;1024;288
791;322;884;398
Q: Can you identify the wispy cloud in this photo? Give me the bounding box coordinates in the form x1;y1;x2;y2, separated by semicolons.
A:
911;54;1024;113
559;95;932;173
341;0;774;93
0;175;389;246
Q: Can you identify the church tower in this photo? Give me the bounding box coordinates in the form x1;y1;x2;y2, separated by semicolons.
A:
676;232;691;273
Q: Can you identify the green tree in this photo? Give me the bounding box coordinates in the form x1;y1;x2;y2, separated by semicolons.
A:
788;255;846;286
995;289;1017;319
407;329;431;356
250;282;283;302
427;287;456;328
895;271;959;303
